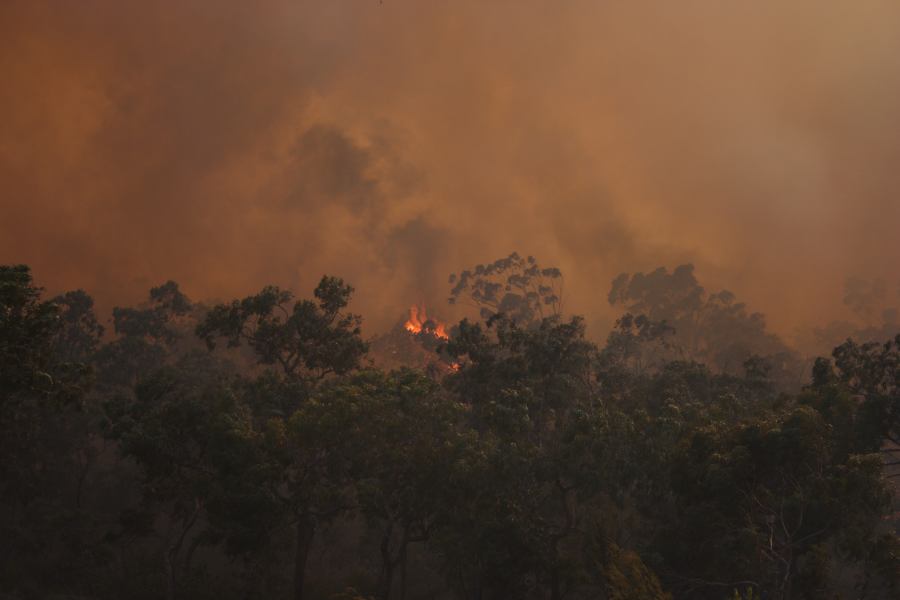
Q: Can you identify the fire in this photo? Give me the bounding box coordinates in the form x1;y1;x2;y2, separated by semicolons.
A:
404;304;449;340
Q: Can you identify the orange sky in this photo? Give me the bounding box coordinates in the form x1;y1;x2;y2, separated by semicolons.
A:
2;1;899;339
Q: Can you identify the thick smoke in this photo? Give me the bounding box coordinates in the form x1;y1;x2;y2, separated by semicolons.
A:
2;0;899;336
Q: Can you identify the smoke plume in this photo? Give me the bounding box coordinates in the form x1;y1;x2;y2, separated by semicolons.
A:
2;1;899;337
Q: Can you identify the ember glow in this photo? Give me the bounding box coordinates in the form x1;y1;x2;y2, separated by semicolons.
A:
404;304;449;340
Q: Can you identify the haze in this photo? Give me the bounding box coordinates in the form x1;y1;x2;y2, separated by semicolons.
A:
3;0;899;338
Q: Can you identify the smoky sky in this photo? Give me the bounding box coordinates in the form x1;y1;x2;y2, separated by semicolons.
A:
2;0;900;337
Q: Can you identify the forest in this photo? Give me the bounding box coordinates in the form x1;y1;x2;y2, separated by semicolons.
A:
5;1;900;599
2;254;899;600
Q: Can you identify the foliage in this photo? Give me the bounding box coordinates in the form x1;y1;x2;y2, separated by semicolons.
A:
196;276;369;600
829;334;900;450
104;353;265;597
608;264;800;386
449;252;564;325
197;276;368;389
0;265;99;595
94;280;195;390
3;262;899;600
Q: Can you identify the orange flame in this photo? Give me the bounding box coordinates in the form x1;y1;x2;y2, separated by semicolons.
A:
404;304;449;340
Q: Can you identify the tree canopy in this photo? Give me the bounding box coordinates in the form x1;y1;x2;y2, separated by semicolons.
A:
1;260;898;600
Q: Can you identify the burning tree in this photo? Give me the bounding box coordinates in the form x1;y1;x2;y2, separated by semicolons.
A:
368;303;457;377
404;303;449;340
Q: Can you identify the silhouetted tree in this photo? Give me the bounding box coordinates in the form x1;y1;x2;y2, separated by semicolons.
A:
449;252;563;325
197;275;368;600
0;266;96;595
609;264;801;387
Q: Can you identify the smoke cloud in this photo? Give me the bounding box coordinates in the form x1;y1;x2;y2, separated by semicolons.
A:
2;1;899;337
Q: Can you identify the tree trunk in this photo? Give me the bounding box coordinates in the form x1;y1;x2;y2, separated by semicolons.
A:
399;545;408;600
378;530;395;600
183;535;203;582
549;569;561;600
293;516;315;600
472;578;483;600
164;549;176;600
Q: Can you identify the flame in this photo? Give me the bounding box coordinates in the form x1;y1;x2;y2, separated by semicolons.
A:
404;304;449;340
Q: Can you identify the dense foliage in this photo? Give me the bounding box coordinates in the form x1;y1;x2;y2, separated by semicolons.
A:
1;262;898;600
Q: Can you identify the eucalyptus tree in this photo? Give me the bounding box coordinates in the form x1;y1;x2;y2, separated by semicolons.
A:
449;252;564;325
94;280;194;391
197;275;368;600
309;368;468;600
104;352;259;600
0;265;97;594
440;312;655;599
656;405;894;599
608;264;800;386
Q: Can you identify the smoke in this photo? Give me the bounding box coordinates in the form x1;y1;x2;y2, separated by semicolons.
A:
2;1;899;337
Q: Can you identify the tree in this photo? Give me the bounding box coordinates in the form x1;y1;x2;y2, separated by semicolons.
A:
440;313;640;600
608;265;799;386
198;276;367;391
313;369;467;600
601;542;672;600
0;265;86;402
807;277;900;356
828;334;900;453
51;289;105;365
0;265;96;594
197;275;368;600
598;313;676;384
657;406;893;599
449;252;564;325
94;280;195;391
104;352;256;600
